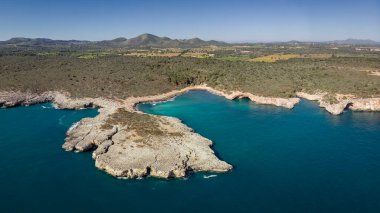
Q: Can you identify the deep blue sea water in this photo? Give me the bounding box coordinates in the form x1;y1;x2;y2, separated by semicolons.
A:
1;91;380;212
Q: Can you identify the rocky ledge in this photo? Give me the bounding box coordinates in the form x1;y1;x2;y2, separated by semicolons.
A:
296;92;380;115
0;91;54;107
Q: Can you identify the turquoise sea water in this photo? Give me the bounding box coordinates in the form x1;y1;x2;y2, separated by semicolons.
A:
1;91;380;212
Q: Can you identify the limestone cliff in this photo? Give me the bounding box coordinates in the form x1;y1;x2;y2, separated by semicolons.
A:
296;92;380;115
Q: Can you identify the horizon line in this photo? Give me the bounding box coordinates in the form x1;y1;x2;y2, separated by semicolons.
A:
2;34;380;44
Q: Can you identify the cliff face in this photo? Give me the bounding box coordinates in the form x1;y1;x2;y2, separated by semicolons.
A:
0;91;54;107
296;92;380;115
350;99;380;111
225;92;300;109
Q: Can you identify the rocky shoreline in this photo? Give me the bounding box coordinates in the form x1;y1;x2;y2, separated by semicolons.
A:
296;92;380;115
1;89;233;179
1;86;380;179
124;85;300;111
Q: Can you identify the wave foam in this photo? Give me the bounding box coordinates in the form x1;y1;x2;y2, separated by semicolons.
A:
203;174;217;179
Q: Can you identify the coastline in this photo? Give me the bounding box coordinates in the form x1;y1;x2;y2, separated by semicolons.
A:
296;92;380;115
2;86;379;115
125;85;301;111
1;86;380;179
124;85;380;115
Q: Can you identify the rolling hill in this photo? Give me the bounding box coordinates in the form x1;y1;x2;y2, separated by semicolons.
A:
0;33;226;50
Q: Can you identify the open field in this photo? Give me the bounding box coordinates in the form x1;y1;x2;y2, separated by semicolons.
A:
75;52;114;59
125;52;180;57
249;53;332;62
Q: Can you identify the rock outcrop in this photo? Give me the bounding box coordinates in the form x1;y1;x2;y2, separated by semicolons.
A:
349;98;380;111
296;92;380;115
0;91;54;107
63;108;232;178
222;91;300;109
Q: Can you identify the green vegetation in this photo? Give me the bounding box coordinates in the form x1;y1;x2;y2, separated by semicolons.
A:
102;109;164;135
249;53;332;62
102;109;182;139
322;93;339;104
75;51;113;59
0;44;379;99
36;52;58;56
215;56;248;61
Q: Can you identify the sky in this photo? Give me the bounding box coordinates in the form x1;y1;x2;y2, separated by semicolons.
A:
0;0;379;42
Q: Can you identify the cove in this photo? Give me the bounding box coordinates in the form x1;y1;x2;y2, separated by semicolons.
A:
139;90;380;212
0;91;380;212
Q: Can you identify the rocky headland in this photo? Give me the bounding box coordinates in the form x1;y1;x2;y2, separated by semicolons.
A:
1;88;234;179
1;86;380;179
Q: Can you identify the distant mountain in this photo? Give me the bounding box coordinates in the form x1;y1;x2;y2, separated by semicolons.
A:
1;35;378;50
328;39;380;46
0;33;226;49
261;39;380;46
96;37;128;47
117;33;225;48
0;37;91;46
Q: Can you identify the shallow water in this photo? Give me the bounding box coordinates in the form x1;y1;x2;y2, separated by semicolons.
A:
1;91;380;212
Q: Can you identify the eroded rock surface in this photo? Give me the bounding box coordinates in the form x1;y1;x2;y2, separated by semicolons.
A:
64;109;232;178
297;92;380;115
0;91;54;107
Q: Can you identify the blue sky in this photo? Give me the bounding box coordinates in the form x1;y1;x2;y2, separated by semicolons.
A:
1;0;379;42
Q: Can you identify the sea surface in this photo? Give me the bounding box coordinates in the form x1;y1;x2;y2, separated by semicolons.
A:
1;91;380;212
